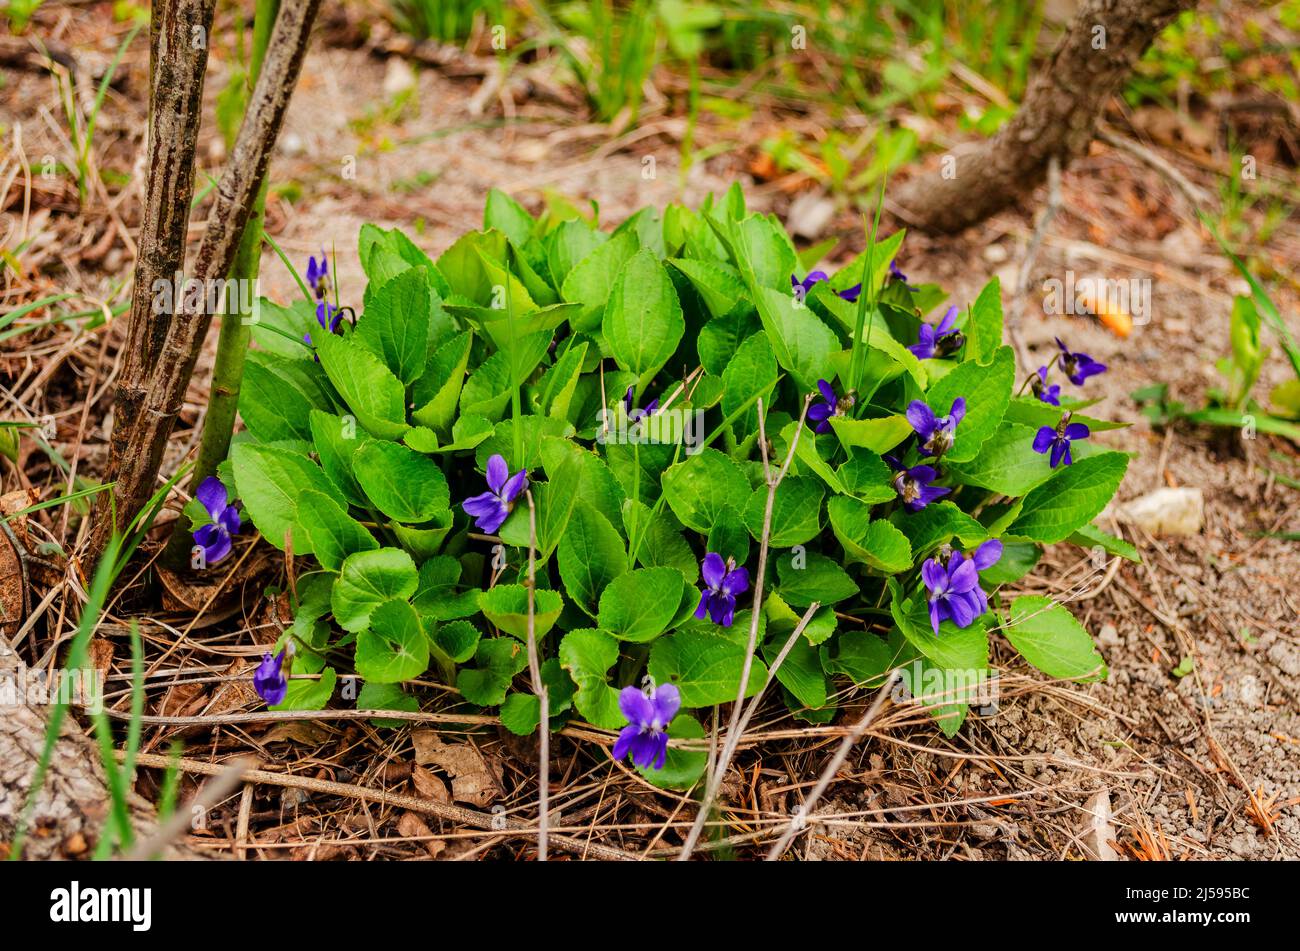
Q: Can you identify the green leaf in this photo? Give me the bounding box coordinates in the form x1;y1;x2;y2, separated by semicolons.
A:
484;188;535;247
706;504;750;565
978;538;1041;585
239;352;329;443
558;503;627;616
558;628;623;729
231;442;337;554
661;448;751;533
967;276;1003;364
1005;596;1108;682
356;682;419;727
814;293;927;389
763;633;828;709
947;422;1096;496
411;331;472;431
331;548;419;632
478;584;563;640
751;285;837;390
827;497;912;572
720;330;778;434
561;229;639;331
272;667;337;713
827;415;913;454
412;559;478;625
835;450;896;503
922;345;1014;462
1069;522;1141;563
1007;452;1129;543
356;266;432;385
500;692;542;735
697;307;760;377
457;637;528;706
820;630;893;687
890;500;986;563
432;619;482;664
476;415;573;472
775;550;859;607
598;567;685;643
296;488;378;571
353;440;450;523
314;331;409;440
648;629;767;708
742;476;824;547
765;590;837;646
309;409;372;507
535;339;588;421
547;219;607;287
603;249;685;385
668;257;747;321
355;599;430;683
459;334;552;421
624;499;697;575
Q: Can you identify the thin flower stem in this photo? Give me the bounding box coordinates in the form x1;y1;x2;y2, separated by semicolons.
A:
524;489;548;861
677;393;812;861
765;670;900;860
1016;352;1061;396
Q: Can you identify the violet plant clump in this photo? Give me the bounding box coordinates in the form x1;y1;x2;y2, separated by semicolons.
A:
224;185;1126;769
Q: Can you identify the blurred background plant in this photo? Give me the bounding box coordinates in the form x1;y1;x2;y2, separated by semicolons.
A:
389;0;506;43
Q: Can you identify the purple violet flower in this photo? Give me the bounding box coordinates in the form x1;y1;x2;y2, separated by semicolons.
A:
303;300;343;349
192;476;241;566
807;379;853;434
1031;366;1061;406
906;397;966;458
694;552;749;627
921;539;1003;635
908;305;961;360
306;251;329;301
889;259;918;292
1033;415;1090;468
791;272;861;303
613;682;681;770
461;454;528;534
254;648;289;706
623;385;659;423
1055;337;1107;386
885;454;951;513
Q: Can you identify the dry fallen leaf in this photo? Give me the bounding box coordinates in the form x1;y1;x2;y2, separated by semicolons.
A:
1081;789;1120;861
411;764;451;804
397;811;445;858
411;731;502;807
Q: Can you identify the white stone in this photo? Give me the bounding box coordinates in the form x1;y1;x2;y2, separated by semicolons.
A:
1120;487;1204;536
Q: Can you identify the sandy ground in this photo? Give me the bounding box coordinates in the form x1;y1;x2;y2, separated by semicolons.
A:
3;27;1297;859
